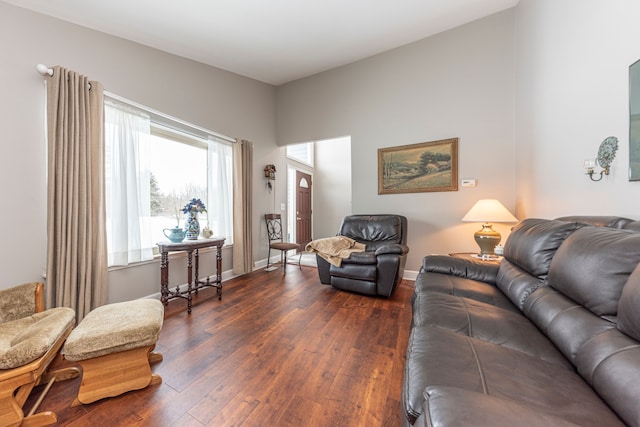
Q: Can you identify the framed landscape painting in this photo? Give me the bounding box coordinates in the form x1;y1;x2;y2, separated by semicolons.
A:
378;138;458;194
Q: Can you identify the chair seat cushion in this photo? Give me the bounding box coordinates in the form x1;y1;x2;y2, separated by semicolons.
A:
0;307;75;369
270;242;299;251
330;255;377;281
63;299;164;361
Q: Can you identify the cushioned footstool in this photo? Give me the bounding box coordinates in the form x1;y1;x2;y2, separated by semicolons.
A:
62;299;164;406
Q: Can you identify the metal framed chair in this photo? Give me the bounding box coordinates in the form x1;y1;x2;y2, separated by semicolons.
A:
265;213;302;270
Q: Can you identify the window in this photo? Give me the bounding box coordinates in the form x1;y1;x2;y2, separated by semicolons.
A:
105;96;233;266
286;142;314;167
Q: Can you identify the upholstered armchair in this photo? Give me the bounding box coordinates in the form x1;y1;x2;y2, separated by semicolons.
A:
315;214;409;297
0;282;79;427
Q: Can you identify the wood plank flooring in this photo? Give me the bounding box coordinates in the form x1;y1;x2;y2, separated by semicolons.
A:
29;265;414;426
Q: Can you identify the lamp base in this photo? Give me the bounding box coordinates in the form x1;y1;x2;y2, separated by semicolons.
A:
474;223;501;256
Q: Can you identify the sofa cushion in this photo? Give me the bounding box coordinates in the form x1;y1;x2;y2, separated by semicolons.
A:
402;325;624;427
63;299;164;361
411;292;570;368
524;286;618;364
555;215;634;229
548;226;640;317
622;220;640;232
618;263;640;341
502;218;583;279
575;328;640;427
0;307;75;369
418;386;608;427
413;271;517;312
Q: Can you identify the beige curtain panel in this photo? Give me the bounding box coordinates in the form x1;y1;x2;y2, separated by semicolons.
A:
233;139;253;275
45;66;108;321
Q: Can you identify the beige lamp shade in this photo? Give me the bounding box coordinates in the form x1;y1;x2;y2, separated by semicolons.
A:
462;199;518;256
462;199;518;223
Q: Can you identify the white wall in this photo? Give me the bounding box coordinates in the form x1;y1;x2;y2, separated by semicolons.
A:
7;0;639;294
313;137;352;238
276;11;517;272
514;0;640;218
0;2;278;298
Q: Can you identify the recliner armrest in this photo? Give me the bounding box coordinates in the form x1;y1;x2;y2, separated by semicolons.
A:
374;243;409;256
422;255;498;284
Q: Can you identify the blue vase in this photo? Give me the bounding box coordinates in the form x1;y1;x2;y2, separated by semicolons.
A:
185;211;200;240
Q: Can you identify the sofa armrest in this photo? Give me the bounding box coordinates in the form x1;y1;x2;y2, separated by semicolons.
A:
416;386;584;427
0;282;44;324
421;255;498;284
374;243;409;256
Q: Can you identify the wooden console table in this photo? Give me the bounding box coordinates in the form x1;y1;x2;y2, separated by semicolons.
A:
157;237;225;314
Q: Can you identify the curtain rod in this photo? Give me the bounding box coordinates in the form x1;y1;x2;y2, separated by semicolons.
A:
37;63;93;89
36;63;236;144
105;92;236;144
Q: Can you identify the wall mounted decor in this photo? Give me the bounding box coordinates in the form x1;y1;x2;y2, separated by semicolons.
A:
630;59;640;180
264;164;276;179
585;136;619;181
378;138;458;194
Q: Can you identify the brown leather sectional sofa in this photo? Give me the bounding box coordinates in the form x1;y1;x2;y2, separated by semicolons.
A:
402;216;640;426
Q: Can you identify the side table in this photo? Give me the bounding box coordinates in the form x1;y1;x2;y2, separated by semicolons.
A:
157;237;225;314
449;252;502;265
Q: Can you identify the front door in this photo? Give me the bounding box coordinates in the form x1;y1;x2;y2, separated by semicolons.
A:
296;171;312;250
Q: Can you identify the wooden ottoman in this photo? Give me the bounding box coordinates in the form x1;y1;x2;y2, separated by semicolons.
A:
62;299;164;406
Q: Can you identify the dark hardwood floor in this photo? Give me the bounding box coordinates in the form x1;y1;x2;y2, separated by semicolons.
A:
30;265;414;426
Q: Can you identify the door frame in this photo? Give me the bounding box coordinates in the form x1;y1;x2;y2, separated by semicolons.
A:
287;164;313;249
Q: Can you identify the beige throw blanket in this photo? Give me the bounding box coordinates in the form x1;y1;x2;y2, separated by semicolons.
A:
305;236;366;267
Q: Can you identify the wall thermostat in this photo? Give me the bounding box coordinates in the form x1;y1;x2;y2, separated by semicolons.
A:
461;179;477;188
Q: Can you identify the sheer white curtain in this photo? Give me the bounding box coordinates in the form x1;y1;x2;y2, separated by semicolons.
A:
208;138;233;243
105;101;154;266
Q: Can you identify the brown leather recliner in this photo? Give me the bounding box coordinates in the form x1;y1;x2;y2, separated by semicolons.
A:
316;214;409;297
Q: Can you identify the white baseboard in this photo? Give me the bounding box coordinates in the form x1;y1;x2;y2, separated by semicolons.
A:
255;253;317;270
140;263;417;301
403;270;418;281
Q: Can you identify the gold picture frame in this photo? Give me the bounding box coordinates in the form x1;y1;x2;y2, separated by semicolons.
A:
378;138;458;194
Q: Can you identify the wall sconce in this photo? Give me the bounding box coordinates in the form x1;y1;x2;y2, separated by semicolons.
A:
584;136;618;181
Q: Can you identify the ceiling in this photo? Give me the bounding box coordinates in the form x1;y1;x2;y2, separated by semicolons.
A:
6;0;519;85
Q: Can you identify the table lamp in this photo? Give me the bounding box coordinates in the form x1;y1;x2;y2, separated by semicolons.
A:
461;199;518;257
